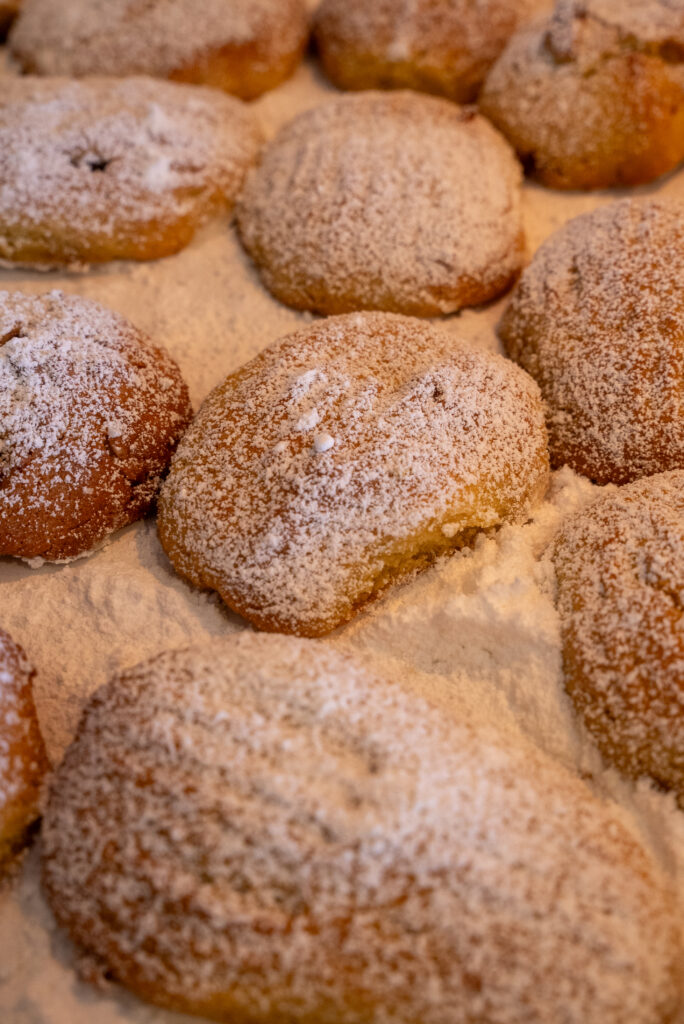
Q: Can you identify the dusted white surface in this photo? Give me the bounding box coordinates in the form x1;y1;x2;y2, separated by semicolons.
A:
1;50;684;1024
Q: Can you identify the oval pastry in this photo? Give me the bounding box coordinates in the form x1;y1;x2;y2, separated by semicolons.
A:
499;199;684;485
0;76;262;266
236;92;525;316
0;628;48;870
158;312;549;636
9;0;309;100
42;635;680;1024
0;290;192;563
314;0;549;103
480;0;684;190
553;470;684;803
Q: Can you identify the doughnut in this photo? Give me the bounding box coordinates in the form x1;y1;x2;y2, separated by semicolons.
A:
314;0;549;103
498;199;684;485
0;76;262;267
157;312;549;636
9;0;309;100
553;471;684;804
235;92;525;316
0;290;192;563
0;628;48;870
42;634;681;1024
479;0;684;190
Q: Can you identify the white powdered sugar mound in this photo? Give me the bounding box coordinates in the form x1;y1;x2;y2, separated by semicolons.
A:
1;49;684;1024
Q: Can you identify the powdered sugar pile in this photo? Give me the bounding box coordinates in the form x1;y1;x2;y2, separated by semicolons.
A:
1;47;684;1024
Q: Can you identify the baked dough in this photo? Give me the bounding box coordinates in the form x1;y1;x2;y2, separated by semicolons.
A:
0;290;192;563
236;91;525;316
480;0;684;190
0;76;262;267
0;0;19;35
499;198;684;485
553;470;684;803
9;0;309;100
157;312;549;636
42;634;681;1024
0;628;48;870
314;0;549;103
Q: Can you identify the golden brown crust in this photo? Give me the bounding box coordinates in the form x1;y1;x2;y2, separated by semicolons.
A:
314;0;549;103
0;0;19;36
499;198;684;485
480;1;684;190
0;628;48;871
158;312;549;636
9;0;309;100
553;471;684;804
236;92;525;317
0;291;193;563
0;76;262;267
42;635;681;1024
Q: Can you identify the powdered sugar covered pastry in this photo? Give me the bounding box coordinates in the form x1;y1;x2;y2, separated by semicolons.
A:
157;312;549;636
499;199;684;485
0;290;192;563
9;0;309;100
236;92;525;316
314;0;550;103
0;628;48;870
42;634;681;1024
0;76;262;267
553;470;684;803
480;0;684;189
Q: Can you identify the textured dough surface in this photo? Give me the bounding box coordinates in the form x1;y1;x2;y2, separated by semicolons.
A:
42;634;681;1024
158;312;549;636
553;470;684;802
0;628;47;870
314;0;549;102
499;198;684;485
236;91;525;316
0;290;192;562
9;0;310;99
0;75;262;266
480;0;684;190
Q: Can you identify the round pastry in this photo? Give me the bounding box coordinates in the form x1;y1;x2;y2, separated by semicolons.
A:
158;312;549;636
479;0;684;190
553;471;684;803
0;628;48;870
498;199;684;485
0;290;193;563
9;0;309;100
236;92;525;316
0;0;19;36
42;634;680;1024
0;76;262;267
314;0;549;103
